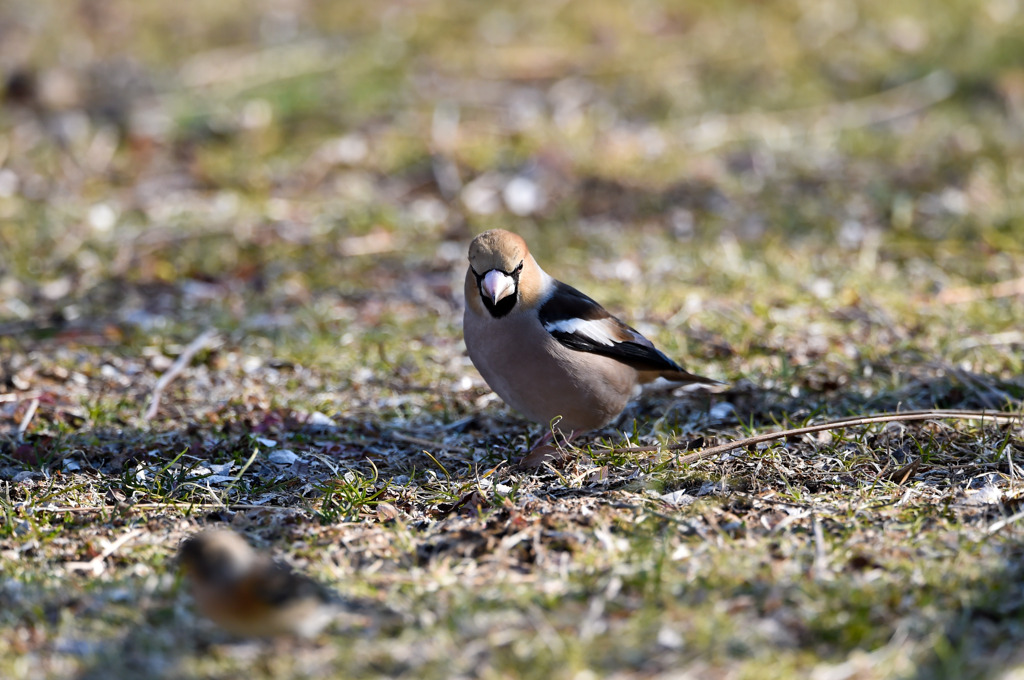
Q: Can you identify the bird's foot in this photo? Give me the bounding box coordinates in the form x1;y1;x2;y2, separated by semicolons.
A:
518;429;578;469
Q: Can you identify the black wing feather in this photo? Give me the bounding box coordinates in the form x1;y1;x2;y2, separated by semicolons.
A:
538;281;685;373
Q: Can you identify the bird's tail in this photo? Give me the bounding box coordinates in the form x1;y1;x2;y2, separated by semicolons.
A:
639;368;724;386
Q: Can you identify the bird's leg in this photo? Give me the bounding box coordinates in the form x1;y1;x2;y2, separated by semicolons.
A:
519;427;579;468
530;428;556;450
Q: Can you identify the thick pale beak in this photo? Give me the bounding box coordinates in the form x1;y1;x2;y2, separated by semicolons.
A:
480;270;516;305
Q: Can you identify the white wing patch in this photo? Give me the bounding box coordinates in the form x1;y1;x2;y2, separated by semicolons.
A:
543;317;618;347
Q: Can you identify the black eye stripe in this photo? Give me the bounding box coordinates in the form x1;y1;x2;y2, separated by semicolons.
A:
472;261;524;283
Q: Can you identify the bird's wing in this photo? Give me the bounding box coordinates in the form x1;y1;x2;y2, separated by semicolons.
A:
538;281;686;373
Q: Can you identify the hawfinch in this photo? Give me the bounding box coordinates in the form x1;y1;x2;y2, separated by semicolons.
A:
463;229;718;463
177;528;340;638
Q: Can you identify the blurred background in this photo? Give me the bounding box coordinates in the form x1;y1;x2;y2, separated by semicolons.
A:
2;4;1024;677
1;0;1022;401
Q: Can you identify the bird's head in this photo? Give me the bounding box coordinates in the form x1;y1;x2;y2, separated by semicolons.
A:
178;529;256;585
467;229;533;317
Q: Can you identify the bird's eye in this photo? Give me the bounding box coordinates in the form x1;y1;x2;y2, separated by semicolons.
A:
512;261;524;275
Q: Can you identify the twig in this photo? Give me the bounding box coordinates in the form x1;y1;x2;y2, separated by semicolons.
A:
812;512;829;577
953;331;1024;354
177;39;344;94
17;398;39;438
143;328;219;421
0;392;43;404
679;70;954;151
936;276;1024;305
987;509;1024;535
607;409;1024;466
387;431;470;454
64;527;141;576
21;502;308;515
730;490;813;509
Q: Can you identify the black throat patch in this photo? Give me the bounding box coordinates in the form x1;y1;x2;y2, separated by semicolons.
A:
474;262;522;319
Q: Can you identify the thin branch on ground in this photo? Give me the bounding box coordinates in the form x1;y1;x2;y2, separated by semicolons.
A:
64;527;142;576
678;70;954;151
143;328;220;421
987;509;1024;535
936;275;1024;304
20;503;311;515
606;409;1024;466
388;431;471;454
0;392;43;404
16;398;39;438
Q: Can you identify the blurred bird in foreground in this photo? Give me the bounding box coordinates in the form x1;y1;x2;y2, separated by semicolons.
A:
177;528;343;638
463;229;721;467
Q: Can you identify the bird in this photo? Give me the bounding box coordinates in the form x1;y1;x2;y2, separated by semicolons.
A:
177;528;342;638
463;229;719;466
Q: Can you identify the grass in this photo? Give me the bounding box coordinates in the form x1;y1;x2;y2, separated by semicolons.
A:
2;0;1024;678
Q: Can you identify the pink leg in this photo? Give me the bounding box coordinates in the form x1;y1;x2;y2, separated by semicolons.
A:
531;429;555;449
519;428;580;468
